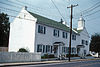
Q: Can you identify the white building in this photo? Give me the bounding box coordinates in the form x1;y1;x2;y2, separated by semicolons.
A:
9;7;90;58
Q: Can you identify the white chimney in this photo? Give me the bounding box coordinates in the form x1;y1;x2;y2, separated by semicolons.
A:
22;6;27;10
62;21;66;25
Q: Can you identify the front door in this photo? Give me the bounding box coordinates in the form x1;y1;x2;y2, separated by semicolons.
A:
53;45;58;57
77;47;80;55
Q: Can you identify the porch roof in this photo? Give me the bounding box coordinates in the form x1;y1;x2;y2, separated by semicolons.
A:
53;42;65;46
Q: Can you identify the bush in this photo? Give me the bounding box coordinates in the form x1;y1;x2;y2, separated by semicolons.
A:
18;48;29;52
66;54;79;57
48;54;55;58
41;54;55;59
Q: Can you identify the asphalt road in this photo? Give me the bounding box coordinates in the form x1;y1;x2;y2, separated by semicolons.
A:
9;60;100;67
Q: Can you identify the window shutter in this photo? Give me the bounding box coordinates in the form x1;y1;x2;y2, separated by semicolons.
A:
66;33;67;39
58;30;59;37
38;25;40;33
44;27;46;34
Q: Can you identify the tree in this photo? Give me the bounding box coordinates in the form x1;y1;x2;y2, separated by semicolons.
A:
18;48;29;52
90;33;100;53
0;13;10;47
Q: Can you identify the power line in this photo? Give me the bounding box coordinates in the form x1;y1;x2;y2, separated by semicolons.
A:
7;0;24;7
50;0;66;21
15;0;52;12
81;1;100;14
0;1;21;8
84;9;100;17
87;15;100;21
74;1;100;19
6;0;64;21
0;1;62;20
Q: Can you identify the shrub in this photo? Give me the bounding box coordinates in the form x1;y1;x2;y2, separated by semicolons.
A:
48;54;55;58
66;54;79;57
18;48;29;52
41;54;55;59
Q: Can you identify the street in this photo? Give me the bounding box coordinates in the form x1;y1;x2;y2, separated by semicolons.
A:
9;60;100;67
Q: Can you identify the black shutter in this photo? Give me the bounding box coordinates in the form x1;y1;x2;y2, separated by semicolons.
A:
44;27;46;34
38;25;40;33
66;33;67;39
53;29;55;36
58;30;59;37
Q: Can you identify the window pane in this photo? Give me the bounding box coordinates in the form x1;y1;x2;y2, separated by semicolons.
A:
53;29;59;37
58;30;59;37
44;27;46;34
46;45;48;53
43;45;45;53
51;46;53;53
63;32;65;38
37;44;42;52
38;25;46;34
66;33;67;39
86;41;88;45
38;25;40;33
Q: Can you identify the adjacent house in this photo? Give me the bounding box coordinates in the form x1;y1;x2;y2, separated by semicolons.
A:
9;7;90;58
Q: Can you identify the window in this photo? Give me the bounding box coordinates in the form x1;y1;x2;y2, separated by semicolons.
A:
62;47;67;53
62;47;64;53
51;46;53;53
46;45;50;53
37;44;42;52
62;32;67;39
72;47;76;53
43;45;45;53
66;47;69;53
82;40;85;44
72;34;76;40
53;29;59;37
38;25;46;34
86;41;88;45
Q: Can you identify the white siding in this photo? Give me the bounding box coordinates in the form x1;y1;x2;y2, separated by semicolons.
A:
79;28;90;54
9;8;90;56
9;8;37;52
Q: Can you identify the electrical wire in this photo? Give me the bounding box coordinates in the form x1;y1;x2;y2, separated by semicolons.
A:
84;9;100;17
50;0;66;22
0;1;21;8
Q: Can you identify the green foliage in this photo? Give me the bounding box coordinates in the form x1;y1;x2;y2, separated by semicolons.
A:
18;48;29;52
41;54;55;59
90;33;100;53
0;13;10;47
66;54;79;57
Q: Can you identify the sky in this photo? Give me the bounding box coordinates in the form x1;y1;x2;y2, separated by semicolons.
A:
0;0;100;36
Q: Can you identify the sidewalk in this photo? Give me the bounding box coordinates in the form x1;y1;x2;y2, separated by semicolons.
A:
0;56;100;66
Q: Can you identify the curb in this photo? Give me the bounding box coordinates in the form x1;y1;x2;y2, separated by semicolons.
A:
0;61;63;66
0;58;100;66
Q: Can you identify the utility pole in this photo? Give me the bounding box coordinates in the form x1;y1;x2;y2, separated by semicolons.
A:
67;4;78;62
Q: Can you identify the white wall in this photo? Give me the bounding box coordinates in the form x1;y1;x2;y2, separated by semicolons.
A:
9;8;89;55
9;8;37;52
35;23;80;54
79;28;90;54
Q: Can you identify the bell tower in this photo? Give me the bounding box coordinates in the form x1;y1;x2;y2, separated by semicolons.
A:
77;16;85;30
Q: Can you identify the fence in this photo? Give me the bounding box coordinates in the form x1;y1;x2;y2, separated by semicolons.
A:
0;52;41;63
